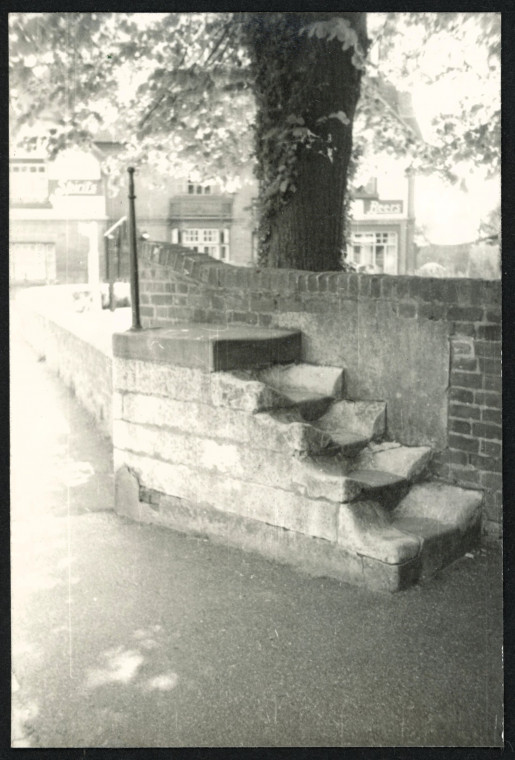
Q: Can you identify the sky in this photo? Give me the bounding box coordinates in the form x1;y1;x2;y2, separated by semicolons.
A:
367;12;500;245
410;78;499;245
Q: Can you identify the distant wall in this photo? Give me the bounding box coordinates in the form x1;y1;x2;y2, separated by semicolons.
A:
138;241;502;534
9;218;104;284
15;289;114;437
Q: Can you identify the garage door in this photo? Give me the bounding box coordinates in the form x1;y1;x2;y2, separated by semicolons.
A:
10;242;57;283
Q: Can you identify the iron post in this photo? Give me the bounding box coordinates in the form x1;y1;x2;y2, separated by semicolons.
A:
104;234;115;311
128;167;142;330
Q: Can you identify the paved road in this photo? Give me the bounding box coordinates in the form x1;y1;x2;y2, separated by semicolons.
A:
11;324;503;748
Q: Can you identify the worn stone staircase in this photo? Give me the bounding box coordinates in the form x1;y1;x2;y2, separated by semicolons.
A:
250;361;481;582
113;323;482;592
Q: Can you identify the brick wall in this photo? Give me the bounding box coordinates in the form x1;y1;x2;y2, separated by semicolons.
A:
138;241;502;534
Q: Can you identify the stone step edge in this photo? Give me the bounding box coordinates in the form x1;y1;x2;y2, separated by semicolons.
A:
394;515;480;579
113;324;302;372
342;483;483;575
116;468;481;590
351;443;433;483
254;362;346;401
115;469;420;593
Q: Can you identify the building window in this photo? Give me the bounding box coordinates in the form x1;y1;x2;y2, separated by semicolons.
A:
172;227;230;261
349;231;398;273
10;162;48;204
187;183;212;195
353;245;362;266
182;229;200;244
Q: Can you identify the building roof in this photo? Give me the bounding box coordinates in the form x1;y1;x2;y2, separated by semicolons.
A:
368;75;423;141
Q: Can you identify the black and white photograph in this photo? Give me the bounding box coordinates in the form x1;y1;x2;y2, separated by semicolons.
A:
9;11;503;747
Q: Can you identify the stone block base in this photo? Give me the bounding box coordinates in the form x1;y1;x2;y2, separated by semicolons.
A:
115;467;423;593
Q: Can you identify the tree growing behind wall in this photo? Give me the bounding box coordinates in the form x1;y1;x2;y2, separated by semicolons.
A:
9;12;500;270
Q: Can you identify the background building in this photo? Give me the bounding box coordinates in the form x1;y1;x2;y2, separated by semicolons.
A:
9;138;419;285
102;147;257;269
9;146;107;285
347;171;417;275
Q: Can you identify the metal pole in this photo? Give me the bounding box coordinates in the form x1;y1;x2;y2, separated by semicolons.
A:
105;234;115;311
116;227;122;280
127;167;142;330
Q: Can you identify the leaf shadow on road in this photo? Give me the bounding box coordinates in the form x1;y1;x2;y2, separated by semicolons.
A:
84;625;180;695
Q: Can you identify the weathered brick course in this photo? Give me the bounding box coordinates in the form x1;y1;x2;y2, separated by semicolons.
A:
450;371;483;389
449;388;474;404
449;403;481;420
452;357;478;372
472;422;502;440
448;434;479;453
447;306;484;322
481;408;502;425
476;324;501;341
449;419;471;435
475;390;501;408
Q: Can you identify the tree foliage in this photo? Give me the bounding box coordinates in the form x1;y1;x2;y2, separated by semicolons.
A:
9;11;500;267
355;12;500;183
9;12;255;189
9;12;500;180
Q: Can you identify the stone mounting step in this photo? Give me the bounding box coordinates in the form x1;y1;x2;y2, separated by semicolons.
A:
313;399;386;443
291;457;409;504
112;338;484;592
256;363;345;422
113;323;302;372
336;482;482;580
338;500;421;566
256;363;345;400
391;482;483;579
291;395;335;422
352;442;433;482
320;430;370;457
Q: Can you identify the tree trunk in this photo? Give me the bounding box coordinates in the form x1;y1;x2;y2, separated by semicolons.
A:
244;12;367;271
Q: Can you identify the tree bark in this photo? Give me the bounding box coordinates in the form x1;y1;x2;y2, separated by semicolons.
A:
244;12;367;271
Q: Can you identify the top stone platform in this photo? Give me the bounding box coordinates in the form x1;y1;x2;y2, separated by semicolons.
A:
112;323;302;372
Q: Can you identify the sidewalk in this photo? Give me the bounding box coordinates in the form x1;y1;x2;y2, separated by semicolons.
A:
10;324;503;748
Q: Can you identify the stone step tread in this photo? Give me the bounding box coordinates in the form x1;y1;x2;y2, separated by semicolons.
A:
263;410;365;457
312;427;370;452
314;399;386;441
113;323;302;372
353;443;432;481
391;513;481;579
393;481;483;528
292;459;408;504
392;515;457;537
310;460;407;488
279;388;332;404
350;468;407;490
337;487;481;575
293;396;335;422
306;460;406;489
260;409;336;456
256;363;345;400
337;500;421;565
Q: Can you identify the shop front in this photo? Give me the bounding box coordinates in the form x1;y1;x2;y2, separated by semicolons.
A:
9;148;107;285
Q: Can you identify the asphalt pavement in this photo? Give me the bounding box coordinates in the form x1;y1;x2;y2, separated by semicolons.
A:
10;320;503;748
